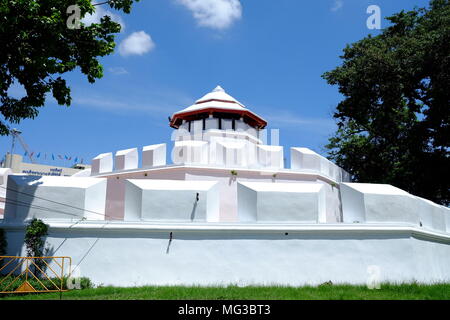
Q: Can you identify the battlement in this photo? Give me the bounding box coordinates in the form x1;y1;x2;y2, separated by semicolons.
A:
89;143;350;183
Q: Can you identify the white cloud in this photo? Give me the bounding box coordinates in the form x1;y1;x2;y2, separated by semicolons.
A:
119;31;155;56
82;6;125;31
108;67;129;75
331;0;344;12
177;0;242;30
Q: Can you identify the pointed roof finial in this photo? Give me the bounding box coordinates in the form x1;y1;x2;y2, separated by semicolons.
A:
169;85;267;129
213;85;225;93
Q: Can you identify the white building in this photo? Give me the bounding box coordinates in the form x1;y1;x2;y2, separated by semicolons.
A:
0;86;449;287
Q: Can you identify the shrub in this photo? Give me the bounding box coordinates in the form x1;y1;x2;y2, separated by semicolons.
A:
62;276;93;290
24;218;49;273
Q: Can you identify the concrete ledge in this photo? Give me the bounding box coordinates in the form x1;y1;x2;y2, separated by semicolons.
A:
2;221;449;242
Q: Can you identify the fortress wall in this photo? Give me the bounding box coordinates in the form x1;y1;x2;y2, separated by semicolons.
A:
3;223;450;287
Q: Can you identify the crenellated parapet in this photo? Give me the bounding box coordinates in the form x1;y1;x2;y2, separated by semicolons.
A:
115;148;138;171
291;147;350;183
90;143;167;175
340;183;450;233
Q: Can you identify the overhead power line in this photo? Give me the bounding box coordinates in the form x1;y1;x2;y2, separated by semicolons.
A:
0;185;115;220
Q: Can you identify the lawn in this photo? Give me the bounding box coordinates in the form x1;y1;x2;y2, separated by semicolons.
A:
0;283;449;300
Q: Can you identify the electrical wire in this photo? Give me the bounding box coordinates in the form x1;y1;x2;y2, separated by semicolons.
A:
0;198;81;218
0;185;115;220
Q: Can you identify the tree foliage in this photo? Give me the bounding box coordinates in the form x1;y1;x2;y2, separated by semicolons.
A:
24;218;49;275
323;0;450;205
0;0;139;135
24;218;48;257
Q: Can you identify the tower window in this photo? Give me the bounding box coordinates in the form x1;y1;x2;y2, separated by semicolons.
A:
202;118;206;130
188;121;191;132
232;119;236;130
218;118;222;130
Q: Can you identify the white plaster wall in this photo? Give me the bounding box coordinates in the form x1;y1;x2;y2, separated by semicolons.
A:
236;183;258;222
291;147;350;183
0;168;12;218
142;144;166;168
84;180;108;221
291;147;320;171
115;148;138;171
257;145;283;169
364;192;419;224
222;119;232;130
191;120;203;140
235;120;250;132
3;175;106;222
340;183;366;223
416;197;446;232
172;141;208;165
237;182;326;223
123;180;142;221
0;168;12;185
176;123;190;141
445;206;450;233
91;152;113;175
215;140;247;167
182;169;341;223
205;118;218;130
124;179;219;222
340;183;447;229
72;169;92;177
324;183;342;223
3;224;450;287
246;142;258;168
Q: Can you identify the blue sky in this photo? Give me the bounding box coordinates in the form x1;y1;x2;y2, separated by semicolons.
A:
2;0;431;168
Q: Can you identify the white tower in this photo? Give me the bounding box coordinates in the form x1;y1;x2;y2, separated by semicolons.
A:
169;86;282;168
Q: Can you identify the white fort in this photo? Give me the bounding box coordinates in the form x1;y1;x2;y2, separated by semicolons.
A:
0;86;449;287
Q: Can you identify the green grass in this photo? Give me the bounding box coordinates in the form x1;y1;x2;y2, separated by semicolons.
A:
1;283;450;300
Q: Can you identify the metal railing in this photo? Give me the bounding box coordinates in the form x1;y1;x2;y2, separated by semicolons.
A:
0;256;71;294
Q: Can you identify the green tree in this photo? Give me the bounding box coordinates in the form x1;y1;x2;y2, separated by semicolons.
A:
322;0;450;205
0;0;139;135
24;218;48;257
24;218;48;274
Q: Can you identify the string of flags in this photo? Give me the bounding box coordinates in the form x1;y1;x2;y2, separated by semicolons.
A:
23;151;84;164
